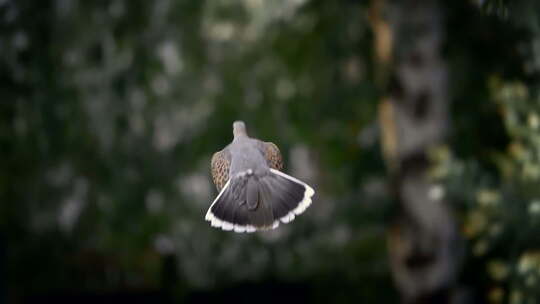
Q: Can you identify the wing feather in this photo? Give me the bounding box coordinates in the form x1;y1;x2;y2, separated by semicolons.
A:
263;142;284;171
211;149;231;191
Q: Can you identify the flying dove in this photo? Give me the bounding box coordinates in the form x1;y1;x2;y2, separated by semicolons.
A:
206;121;315;233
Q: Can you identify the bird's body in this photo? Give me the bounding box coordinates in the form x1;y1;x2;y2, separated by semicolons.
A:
230;137;269;177
206;121;314;232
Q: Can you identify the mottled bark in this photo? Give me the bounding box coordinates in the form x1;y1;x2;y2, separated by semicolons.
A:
370;1;463;303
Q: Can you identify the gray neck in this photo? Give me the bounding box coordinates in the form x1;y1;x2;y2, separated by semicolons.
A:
233;121;248;139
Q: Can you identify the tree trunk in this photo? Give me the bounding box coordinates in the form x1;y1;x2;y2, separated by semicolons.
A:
370;1;463;303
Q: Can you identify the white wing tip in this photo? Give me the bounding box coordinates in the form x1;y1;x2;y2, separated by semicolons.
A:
205;211;259;233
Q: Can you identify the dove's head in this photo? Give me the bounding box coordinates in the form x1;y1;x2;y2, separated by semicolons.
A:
233;121;248;138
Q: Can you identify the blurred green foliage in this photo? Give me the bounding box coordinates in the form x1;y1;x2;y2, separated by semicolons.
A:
1;0;540;303
433;77;540;303
0;0;387;301
432;2;540;302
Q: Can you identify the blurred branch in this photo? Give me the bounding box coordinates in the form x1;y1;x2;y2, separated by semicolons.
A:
370;0;464;303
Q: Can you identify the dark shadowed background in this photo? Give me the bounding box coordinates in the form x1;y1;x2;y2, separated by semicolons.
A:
1;0;540;303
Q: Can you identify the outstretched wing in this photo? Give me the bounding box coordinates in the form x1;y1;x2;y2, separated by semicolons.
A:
211;149;231;191
262;142;284;171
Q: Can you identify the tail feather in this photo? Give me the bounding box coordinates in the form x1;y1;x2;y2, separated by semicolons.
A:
246;178;259;210
267;168;314;222
205;169;315;233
